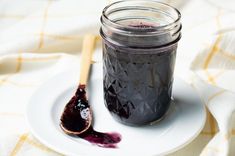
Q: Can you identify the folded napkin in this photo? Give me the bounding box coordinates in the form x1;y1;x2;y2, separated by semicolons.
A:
0;0;235;156
190;30;235;156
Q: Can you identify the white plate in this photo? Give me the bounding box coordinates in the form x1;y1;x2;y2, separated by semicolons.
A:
26;63;206;156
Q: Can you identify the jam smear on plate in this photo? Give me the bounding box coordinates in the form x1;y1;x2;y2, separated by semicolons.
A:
78;127;121;148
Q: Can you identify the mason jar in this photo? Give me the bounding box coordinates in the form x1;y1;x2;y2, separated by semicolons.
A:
100;0;181;126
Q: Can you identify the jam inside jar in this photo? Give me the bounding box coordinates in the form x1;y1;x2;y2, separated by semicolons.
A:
100;0;182;126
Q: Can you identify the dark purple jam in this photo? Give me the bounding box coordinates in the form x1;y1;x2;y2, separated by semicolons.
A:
102;24;177;126
100;0;181;126
60;85;91;132
78;127;121;148
60;85;121;148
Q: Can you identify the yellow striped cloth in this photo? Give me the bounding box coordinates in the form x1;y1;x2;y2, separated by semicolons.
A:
0;0;235;156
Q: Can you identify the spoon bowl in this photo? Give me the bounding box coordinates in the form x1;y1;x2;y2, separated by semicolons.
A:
60;84;92;135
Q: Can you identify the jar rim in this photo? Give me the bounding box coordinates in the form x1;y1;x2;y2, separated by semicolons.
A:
101;0;181;34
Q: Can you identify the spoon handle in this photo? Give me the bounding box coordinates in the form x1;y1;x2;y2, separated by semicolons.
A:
79;35;96;85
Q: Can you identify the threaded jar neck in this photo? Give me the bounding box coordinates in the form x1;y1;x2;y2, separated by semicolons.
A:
100;0;181;49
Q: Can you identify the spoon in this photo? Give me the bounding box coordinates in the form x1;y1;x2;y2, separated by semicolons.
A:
60;34;96;135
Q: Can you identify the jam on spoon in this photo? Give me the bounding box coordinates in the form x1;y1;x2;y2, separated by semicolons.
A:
60;35;121;148
60;84;92;135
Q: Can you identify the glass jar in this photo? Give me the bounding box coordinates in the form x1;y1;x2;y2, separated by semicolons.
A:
100;0;181;126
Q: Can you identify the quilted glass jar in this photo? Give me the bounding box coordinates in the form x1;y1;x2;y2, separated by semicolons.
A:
100;0;181;125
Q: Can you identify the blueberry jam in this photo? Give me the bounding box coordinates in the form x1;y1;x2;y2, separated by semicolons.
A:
60;85;91;132
103;41;177;125
100;20;180;125
79;127;121;148
60;85;121;148
100;0;181;126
